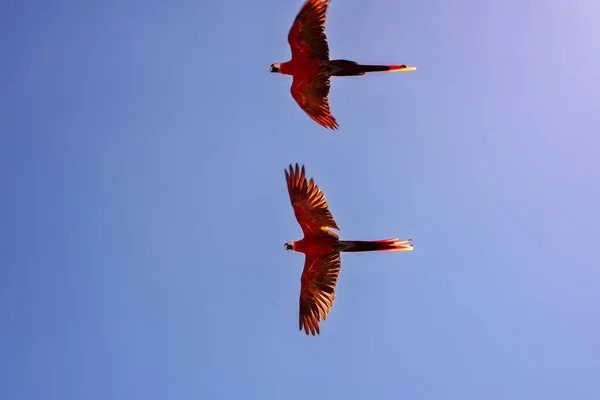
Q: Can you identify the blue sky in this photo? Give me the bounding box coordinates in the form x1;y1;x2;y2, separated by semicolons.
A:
1;0;599;398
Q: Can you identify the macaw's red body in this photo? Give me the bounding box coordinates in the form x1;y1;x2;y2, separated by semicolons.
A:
270;0;416;129
284;164;414;335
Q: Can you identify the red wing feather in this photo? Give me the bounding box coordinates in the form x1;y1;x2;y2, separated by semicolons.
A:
291;75;338;130
287;0;330;60
299;252;341;335
285;163;339;238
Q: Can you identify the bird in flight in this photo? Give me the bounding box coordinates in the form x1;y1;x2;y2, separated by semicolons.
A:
284;163;414;335
270;0;416;130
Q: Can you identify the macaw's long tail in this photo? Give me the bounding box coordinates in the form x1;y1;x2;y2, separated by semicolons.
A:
329;59;416;76
338;238;413;252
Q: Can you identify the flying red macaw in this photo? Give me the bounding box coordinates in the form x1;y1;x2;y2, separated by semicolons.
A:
270;0;416;130
284;163;413;335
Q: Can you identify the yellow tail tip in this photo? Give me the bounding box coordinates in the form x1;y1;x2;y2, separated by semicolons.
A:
392;239;414;251
391;65;417;72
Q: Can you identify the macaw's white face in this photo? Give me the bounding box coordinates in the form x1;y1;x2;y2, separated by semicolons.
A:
284;240;295;251
269;63;281;73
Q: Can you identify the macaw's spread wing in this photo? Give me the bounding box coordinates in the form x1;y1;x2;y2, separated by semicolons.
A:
288;0;330;60
299;252;341;335
285;163;339;238
291;75;338;130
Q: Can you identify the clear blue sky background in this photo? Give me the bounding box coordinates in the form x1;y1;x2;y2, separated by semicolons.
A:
1;0;599;398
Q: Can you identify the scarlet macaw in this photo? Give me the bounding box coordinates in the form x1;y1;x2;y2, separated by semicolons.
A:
284;163;413;335
270;0;416;130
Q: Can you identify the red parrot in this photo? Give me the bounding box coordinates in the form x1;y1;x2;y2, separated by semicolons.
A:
284;163;414;335
270;0;416;130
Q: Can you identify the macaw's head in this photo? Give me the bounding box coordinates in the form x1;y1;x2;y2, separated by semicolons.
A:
269;63;281;73
284;240;295;251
